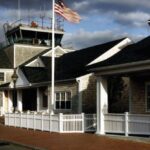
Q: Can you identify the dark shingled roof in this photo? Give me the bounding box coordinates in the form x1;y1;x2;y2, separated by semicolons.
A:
88;36;150;69
21;67;49;83
0;50;12;68
0;82;10;89
21;38;124;83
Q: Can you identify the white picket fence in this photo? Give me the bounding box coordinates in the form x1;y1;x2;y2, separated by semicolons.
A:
104;113;150;136
5;113;96;133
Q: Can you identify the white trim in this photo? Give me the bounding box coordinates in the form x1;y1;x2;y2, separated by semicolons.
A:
37;88;40;112
88;38;132;66
26;57;45;67
96;76;108;135
0;69;13;72
42;46;68;57
17;90;22;112
76;79;82;113
14;43;50;49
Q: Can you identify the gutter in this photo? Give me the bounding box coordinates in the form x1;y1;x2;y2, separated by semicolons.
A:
0;78;76;90
20;78;76;88
89;59;150;75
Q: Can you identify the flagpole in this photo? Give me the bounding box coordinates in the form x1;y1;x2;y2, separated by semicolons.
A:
51;0;55;114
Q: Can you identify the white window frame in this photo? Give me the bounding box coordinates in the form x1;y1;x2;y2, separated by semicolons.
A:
145;83;150;112
55;91;72;110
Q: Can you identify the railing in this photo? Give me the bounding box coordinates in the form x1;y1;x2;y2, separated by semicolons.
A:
104;113;150;136
5;113;96;133
4;17;64;33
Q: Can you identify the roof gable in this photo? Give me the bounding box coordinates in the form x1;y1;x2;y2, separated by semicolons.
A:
88;36;150;70
88;38;132;65
21;38;125;83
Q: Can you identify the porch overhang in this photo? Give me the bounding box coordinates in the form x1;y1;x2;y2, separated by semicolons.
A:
0;78;76;91
90;59;150;76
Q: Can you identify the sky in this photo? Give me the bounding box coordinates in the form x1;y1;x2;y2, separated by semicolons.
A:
0;0;150;50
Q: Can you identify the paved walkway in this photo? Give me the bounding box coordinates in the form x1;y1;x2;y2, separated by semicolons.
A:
0;124;150;150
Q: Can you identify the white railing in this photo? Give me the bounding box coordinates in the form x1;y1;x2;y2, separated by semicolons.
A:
104;113;150;136
5;113;96;133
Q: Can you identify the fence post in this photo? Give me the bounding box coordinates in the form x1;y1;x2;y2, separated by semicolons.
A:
13;112;16;127
41;113;43;131
33;112;36;131
125;112;129;137
49;114;51;132
20;112;22;128
8;113;10;126
82;113;85;132
27;112;29;130
59;113;63;133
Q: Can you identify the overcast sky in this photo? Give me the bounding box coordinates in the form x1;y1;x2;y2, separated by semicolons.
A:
0;0;150;49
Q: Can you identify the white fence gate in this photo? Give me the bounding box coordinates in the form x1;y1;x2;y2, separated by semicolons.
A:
5;113;96;133
85;114;97;132
104;113;150;136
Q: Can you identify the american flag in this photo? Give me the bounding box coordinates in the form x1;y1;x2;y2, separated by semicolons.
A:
54;0;81;23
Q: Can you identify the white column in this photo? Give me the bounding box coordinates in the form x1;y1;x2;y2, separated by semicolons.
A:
48;86;52;113
8;91;13;113
1;92;4;115
17;90;22;112
96;76;108;135
77;79;82;113
37;88;40;112
129;78;132;113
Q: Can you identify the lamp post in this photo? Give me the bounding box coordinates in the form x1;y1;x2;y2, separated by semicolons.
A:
11;68;18;112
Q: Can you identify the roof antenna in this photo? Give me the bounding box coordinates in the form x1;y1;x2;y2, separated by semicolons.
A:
40;5;46;28
18;0;21;20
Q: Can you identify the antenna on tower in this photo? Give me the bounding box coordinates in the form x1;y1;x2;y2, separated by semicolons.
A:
18;0;21;20
40;4;46;28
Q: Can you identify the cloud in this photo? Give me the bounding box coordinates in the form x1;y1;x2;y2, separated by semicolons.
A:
0;0;149;50
112;11;150;27
62;28;146;50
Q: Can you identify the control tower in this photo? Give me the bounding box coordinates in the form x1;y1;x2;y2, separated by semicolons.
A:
2;17;64;67
3;17;64;47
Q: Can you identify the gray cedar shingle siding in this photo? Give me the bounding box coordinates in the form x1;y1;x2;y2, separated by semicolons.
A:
0;49;12;68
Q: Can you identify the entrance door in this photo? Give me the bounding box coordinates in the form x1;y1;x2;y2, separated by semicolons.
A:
22;89;37;111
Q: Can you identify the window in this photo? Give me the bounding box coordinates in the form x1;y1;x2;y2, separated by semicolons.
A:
146;84;150;111
55;91;71;110
0;73;4;81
